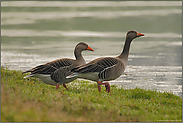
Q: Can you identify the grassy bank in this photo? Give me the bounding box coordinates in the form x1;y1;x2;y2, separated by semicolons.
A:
1;67;182;122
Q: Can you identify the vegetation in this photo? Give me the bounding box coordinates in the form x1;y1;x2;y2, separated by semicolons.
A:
1;67;182;122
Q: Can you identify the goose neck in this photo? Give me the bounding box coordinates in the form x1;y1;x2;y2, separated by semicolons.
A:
119;37;133;58
74;48;84;61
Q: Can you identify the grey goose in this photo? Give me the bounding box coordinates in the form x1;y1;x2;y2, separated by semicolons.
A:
23;42;94;90
67;30;145;93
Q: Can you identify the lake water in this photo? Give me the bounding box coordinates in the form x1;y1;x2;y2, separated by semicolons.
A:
1;1;182;97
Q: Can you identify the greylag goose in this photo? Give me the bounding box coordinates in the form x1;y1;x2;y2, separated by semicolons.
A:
22;42;94;90
67;30;144;93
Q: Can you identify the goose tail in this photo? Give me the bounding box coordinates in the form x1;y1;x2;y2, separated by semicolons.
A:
23;74;34;78
22;70;32;75
66;72;79;79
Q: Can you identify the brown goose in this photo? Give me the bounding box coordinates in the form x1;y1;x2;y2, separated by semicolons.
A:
22;42;94;90
67;30;144;93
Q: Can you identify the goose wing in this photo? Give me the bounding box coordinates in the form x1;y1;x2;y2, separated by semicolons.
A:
70;57;124;81
71;57;119;74
50;65;74;83
23;58;74;75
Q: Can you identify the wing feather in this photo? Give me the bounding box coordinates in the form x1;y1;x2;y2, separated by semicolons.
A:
71;57;119;74
23;58;74;75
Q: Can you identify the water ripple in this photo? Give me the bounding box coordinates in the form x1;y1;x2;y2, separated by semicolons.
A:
2;1;181;7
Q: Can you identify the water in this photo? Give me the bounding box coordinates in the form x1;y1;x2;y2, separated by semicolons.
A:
1;1;182;97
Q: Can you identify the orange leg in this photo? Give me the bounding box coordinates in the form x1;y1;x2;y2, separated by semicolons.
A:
98;84;101;92
105;85;108;92
97;81;111;93
56;84;59;90
63;83;69;90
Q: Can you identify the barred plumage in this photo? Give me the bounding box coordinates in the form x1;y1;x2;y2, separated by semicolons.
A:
67;30;145;93
23;58;73;75
22;42;94;90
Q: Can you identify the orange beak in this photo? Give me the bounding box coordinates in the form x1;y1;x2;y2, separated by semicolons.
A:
86;46;94;51
137;32;145;37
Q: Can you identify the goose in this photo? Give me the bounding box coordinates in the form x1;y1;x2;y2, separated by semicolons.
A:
67;30;144;93
22;42;94;90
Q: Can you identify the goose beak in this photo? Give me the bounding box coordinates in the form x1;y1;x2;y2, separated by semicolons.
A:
137;32;145;37
86;46;94;51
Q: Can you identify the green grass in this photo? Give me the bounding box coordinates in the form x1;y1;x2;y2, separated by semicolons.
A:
1;67;182;122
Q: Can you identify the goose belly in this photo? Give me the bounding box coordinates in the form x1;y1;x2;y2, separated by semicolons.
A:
76;71;123;82
77;72;99;82
103;68;125;81
105;73;122;81
61;77;77;84
33;74;57;86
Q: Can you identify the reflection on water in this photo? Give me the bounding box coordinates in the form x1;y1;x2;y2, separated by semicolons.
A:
2;10;181;22
1;1;182;96
115;66;182;96
1;29;181;38
1;1;181;7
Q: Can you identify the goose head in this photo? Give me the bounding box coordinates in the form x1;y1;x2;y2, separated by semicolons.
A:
126;30;145;41
75;42;94;52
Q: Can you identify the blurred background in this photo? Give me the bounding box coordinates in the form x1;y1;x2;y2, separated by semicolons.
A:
1;1;182;96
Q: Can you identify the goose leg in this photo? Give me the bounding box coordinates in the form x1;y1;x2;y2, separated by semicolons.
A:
63;83;69;90
105;85;109;92
98;84;101;92
56;84;59;90
97;81;111;93
105;83;110;93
